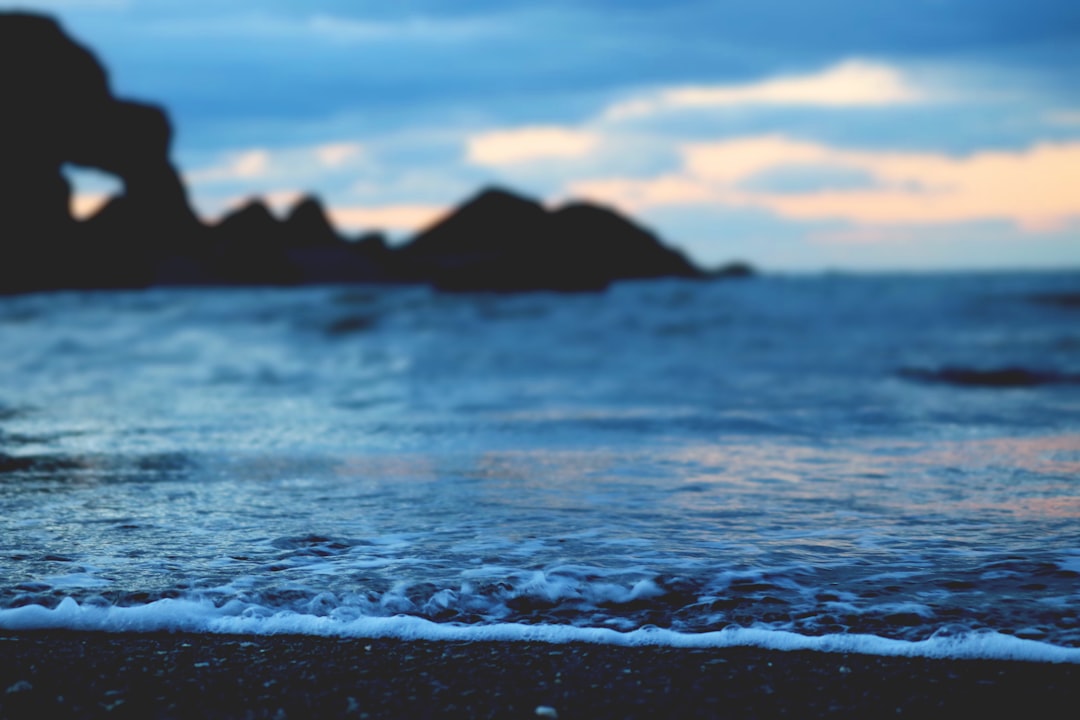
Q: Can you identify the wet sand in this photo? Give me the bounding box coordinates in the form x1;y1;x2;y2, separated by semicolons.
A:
1;630;1078;718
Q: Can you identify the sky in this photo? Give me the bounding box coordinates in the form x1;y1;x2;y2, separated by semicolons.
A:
6;0;1080;271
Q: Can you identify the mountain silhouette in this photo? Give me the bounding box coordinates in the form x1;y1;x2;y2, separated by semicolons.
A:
0;12;748;295
401;188;702;291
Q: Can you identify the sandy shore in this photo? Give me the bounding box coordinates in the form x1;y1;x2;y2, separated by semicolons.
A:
1;630;1078;718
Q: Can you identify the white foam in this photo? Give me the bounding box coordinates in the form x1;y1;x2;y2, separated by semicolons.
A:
2;597;1078;664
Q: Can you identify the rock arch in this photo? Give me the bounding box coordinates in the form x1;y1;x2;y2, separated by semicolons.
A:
0;12;202;292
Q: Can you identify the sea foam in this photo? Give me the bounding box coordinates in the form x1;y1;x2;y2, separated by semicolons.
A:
2;597;1078;664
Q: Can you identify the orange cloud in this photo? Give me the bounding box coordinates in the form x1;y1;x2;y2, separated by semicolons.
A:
570;137;1080;234
466;126;601;166
749;142;1080;231
567;176;713;208
681;136;831;183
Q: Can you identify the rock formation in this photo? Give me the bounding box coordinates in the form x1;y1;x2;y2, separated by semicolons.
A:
284;197;346;249
0;12;202;293
398;187;703;292
209;197;399;285
209;200;297;285
0;12;746;295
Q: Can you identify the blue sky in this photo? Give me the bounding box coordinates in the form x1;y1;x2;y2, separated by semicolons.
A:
7;0;1080;270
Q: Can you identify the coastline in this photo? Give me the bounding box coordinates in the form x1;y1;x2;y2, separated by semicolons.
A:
2;631;1078;719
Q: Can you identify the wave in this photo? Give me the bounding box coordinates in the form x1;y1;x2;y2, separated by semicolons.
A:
2;597;1078;664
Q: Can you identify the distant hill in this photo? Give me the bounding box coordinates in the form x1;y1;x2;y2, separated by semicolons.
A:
398;187;703;291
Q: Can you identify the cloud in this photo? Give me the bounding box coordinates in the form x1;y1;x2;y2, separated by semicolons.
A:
570;137;1080;234
466;126;601;166
751;142;1080;232
187;142;366;184
681;136;832;183
602;59;923;120
187;149;272;183
568;135;835;207
313;142;365;168
458;59;929;177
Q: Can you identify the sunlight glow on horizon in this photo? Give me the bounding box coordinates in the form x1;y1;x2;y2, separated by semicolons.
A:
570;138;1080;236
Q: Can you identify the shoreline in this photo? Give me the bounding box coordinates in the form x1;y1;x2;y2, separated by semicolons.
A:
2;631;1078;718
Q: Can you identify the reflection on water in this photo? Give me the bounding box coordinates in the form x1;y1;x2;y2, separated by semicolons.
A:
4;432;1078;643
674;434;1080;521
5;428;1058;584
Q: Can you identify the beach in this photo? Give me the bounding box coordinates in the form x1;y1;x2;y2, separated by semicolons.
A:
2;631;1078;719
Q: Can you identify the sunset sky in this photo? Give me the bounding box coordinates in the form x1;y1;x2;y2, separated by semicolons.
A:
8;0;1080;271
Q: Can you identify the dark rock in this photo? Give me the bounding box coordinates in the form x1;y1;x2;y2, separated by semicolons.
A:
0;12;202;293
403;188;548;258
286;245;400;285
207;197;401;285
282;201;400;284
209;200;298;285
548;202;701;282
283;196;344;248
0;13;715;295
213;200;286;246
353;231;390;251
401;188;601;292
899;366;1080;388
399;187;703;292
712;261;756;278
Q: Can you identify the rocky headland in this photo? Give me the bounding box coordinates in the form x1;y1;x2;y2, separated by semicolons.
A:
0;12;751;295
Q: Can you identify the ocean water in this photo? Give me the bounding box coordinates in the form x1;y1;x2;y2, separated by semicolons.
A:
1;272;1078;662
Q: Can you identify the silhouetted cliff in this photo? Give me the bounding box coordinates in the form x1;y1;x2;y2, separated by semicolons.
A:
0;12;201;292
0;12;747;295
398;188;702;292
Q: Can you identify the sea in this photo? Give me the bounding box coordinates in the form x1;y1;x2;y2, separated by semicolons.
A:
1;271;1078;662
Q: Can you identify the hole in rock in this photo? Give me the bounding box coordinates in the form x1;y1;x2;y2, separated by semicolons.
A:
63;164;124;219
